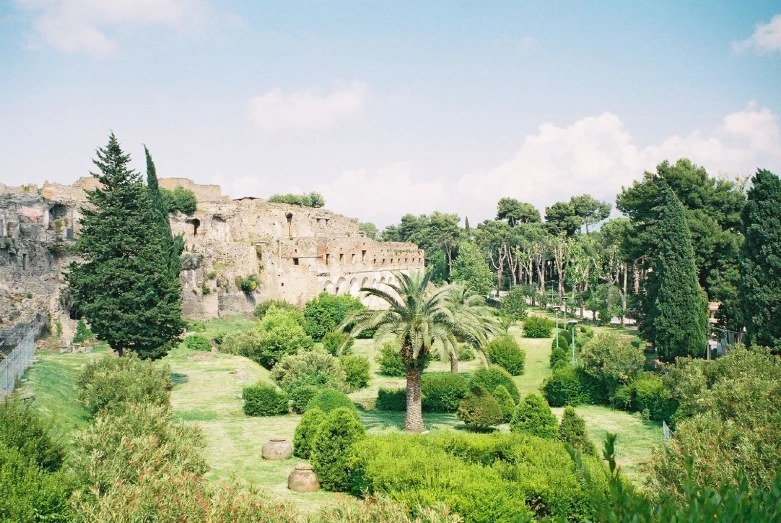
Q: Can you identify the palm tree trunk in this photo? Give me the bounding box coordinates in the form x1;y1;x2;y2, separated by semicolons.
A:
450;352;459;373
404;365;424;432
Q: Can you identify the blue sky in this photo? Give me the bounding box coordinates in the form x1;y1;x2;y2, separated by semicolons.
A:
1;1;780;226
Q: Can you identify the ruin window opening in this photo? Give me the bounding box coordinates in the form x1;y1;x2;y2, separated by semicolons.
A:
187;218;201;236
362;250;367;262
325;253;330;265
351;253;356;263
285;213;293;237
373;258;376;264
22;253;28;270
382;258;386;264
293;258;299;265
339;253;344;262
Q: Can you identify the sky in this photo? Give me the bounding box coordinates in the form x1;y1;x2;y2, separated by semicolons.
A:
0;1;780;227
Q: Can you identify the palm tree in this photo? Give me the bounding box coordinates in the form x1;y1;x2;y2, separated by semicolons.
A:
445;284;503;372
343;270;496;432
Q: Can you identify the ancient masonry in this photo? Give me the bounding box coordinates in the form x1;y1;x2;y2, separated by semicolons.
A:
0;177;423;336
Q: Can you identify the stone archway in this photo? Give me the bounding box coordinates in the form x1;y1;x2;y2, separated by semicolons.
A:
336;277;348;295
324;281;335;294
349;277;360;297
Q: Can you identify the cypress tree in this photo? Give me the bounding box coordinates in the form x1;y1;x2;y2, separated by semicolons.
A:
739;169;781;352
66;133;185;359
144;146;184;276
644;183;708;362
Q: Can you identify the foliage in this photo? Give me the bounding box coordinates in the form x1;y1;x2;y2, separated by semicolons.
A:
559;406;597;456
314;494;462;523
254;299;299;320
421;372;469;412
570;194;611;233
311;407;366;491
376;341;409;376
522;315;554;338
380;213;462;277
496;197;541;225
76;353;173;416
270;350;347;392
358;222;379;239
457;385;504;430
306;387;356;413
500;286;528;320
65;133;185;359
160;185;197;214
544;201;582;236
485;336;526;375
242;383;289;416
493;384;516;423
580;332;644;400
550;346;569;367
470;364;520;403
267;191;325;207
542;365;585;407
510;393;559;439
184;334;211;351
293;407;327;459
341;355;371;391
643;183;708;361
0;400;66;472
288;384;320;414
239;274;261;293
457;344;476;361
323;330;355;355
72;319;93;344
450;241;494;296
304;292;365;340
739;169;781;351
376;388;408;411
630;373;675;421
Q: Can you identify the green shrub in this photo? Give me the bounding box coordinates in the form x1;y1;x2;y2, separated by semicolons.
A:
457;344;476;361
268;192;325;208
270;351;347;392
323;331;355;356
254;299;299;320
511;393;558;439
421;372;469;412
376;342;407;377
293;407;327;459
340;355;371;391
76;354;173;416
630;336;642;349
161;186;197;214
501;286;528;320
631;373;676;421
311;407;366;491
306;388;356;413
542;365;585;407
457;385;503;430
303;292;365;340
485;336;526;375
493;385;516;423
0;400;66;472
376;388;407;411
550;346;569;368
184;334;211;351
239;274;260;293
580;332;644;399
289;385;320;414
470;365;520;403
612;384;633;410
558;406;596;456
523;316;554;338
314;494;461;523
552;359;570;370
242;383;289;416
72;319;93;344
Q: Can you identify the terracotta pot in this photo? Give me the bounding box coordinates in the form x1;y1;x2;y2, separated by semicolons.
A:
262;437;292;460
288;463;320;492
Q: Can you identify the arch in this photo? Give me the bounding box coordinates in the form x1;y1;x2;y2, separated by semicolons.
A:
349;277;360;297
336;277;348;295
324;281;335;294
186;218;200;236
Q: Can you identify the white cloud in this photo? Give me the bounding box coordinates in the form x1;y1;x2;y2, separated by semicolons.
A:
248;80;370;132
14;0;209;55
313;103;781;226
211;172;267;200
733;14;781;54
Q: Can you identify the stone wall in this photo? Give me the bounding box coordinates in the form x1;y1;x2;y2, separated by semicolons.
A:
0;178;423;325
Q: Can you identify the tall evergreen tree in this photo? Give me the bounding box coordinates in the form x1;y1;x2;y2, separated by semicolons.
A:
144;146;184;276
739;169;781;352
66;133;185;359
451;241;494;296
644;183;708;362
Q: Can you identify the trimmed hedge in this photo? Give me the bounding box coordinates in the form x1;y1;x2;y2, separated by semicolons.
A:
376;388;407;411
242;383;289;416
542;365;585;407
184;334;211;351
293;407;327;459
631;373;676;421
485;336;526;376
558;406;597;456
550;347;569;368
511;394;558;439
470;365;520;403
422;372;469;412
523;316;554;338
493;385;516;423
457;385;503;430
306;388;356;413
289;385;320;414
311;408;365;491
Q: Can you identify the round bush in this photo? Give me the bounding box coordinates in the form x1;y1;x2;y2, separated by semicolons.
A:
422;372;469;412
470;365;520;403
493;384;516;423
323;331;355;356
523;316;554;338
303;293;365;341
270;351;347;392
310;407;366;491
485;336;526;376
542;366;585;407
242;383;289;416
631;373;676;421
550;347;569;368
457;385;504;430
612;384;633;410
552;359;571;370
293;407;327;459
375;342;407;377
551;332;571;351
288;385;320;414
184;334;211;351
458;344;476;361
376;388;406;411
340;355;371;391
558;406;596;456
511;393;558;439
306;388;356;413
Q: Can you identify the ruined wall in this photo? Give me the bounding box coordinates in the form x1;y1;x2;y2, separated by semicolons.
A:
0;178;423;325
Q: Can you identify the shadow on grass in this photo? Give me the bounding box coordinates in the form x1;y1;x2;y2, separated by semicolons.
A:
170;372;189;385
358;409;469;432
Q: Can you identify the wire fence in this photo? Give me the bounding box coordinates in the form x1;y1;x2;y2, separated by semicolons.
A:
663;420;674;442
0;314;45;402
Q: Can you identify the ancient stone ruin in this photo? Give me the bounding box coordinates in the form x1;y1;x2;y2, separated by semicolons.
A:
0;177;423;335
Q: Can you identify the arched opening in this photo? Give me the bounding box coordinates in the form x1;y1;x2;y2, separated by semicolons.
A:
285;212;293;237
48;204;67;229
187;218;200;236
349;277;360;297
324;281;335;294
336;277;348;295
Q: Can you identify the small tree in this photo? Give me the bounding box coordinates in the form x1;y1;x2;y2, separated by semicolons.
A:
293;407;327;459
485;336;526;376
493;385;516;423
558;406;596;456
451;241;494;296
457;385;503;430
510;393;558;439
310;408;365;491
501;286;528;321
580;332;644;399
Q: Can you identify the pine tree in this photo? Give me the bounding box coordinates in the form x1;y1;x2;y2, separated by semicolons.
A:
558;406;597;456
66;133;185;359
739;169;781;352
644;183;708;362
144;146;184;276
